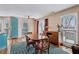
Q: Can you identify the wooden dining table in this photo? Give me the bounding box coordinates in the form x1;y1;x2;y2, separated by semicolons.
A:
32;38;50;54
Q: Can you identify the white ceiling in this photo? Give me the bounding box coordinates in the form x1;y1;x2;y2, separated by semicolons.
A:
0;4;76;19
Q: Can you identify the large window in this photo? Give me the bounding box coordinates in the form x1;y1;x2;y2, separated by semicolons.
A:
61;13;77;46
0;17;2;32
3;17;9;34
0;17;9;34
22;18;28;34
62;15;76;29
63;30;76;44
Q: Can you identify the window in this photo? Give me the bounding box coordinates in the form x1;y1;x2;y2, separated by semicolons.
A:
3;17;9;34
62;15;76;29
0;17;9;34
22;18;28;34
0;17;2;32
38;20;45;39
61;13;77;46
63;30;76;44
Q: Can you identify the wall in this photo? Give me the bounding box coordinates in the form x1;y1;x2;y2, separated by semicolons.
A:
11;17;18;38
17;17;36;39
49;5;79;44
33;20;38;39
39;5;79;32
39;5;79;43
18;17;23;38
27;18;36;39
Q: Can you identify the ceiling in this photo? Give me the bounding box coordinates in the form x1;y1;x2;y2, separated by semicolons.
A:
0;4;76;19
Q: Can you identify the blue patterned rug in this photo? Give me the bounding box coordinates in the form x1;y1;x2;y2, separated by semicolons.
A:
10;42;69;54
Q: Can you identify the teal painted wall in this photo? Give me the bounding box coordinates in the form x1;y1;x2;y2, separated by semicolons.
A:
11;17;18;38
0;33;7;49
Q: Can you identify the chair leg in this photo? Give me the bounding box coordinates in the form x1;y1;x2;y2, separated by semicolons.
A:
40;50;42;54
35;49;38;54
48;48;49;54
26;44;30;54
26;44;34;54
27;45;31;53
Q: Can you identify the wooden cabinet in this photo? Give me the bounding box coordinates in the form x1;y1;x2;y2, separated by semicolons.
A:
47;31;60;47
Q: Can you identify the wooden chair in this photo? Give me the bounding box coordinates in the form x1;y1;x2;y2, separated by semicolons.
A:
34;38;50;54
24;35;35;53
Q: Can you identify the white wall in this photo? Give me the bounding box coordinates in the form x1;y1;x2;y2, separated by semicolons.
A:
28;18;35;32
39;6;79;44
27;18;35;39
18;17;23;37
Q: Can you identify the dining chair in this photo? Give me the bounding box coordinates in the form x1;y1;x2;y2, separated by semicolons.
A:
24;35;35;53
34;38;50;54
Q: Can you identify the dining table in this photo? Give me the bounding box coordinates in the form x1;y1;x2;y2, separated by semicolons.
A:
32;37;50;54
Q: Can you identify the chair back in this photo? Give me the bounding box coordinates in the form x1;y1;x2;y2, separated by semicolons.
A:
35;38;50;52
24;35;30;45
